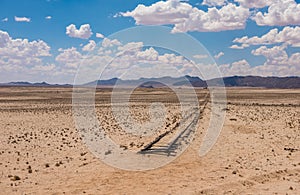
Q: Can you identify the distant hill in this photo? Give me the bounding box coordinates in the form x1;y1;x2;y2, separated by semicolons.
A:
1;75;299;88
208;76;300;89
85;75;207;88
86;75;300;89
0;81;71;87
173;75;207;87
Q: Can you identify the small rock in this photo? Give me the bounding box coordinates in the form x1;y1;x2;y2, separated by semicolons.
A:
11;175;21;181
105;150;111;155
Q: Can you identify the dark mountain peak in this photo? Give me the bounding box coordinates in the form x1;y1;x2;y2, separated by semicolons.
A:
33;81;50;86
139;81;167;88
173;75;206;87
96;77;120;85
0;81;71;87
5;81;50;86
215;75;300;88
8;81;31;85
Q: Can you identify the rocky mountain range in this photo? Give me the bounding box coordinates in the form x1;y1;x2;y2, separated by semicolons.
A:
1;75;299;89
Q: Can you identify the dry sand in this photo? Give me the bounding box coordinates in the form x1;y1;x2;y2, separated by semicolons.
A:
0;87;299;194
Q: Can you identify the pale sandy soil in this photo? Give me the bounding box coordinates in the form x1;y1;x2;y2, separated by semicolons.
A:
0;87;299;194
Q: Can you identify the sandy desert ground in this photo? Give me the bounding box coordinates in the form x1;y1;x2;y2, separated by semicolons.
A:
0;86;299;194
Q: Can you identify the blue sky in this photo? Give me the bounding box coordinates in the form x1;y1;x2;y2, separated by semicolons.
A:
0;0;300;83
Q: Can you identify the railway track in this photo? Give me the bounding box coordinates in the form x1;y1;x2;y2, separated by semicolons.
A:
139;93;209;156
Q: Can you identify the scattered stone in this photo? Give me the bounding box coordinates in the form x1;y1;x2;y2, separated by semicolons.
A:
284;147;299;152
28;165;32;173
105;150;112;155
120;145;128;150
11;175;21;181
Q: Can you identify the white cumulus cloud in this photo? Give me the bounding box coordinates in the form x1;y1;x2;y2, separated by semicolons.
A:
251;45;289;66
219;54;300;77
202;0;227;7
0;30;54;82
136;47;159;61
32;64;56;72
102;38;122;48
253;0;300;26
229;44;249;49
121;1;250;32
232;26;300;48
66;24;93;39
82;40;96;52
214;52;224;59
219;59;251;76
14;16;31;22
0;30;51;64
96;33;105;38
234;0;272;8
56;47;83;68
